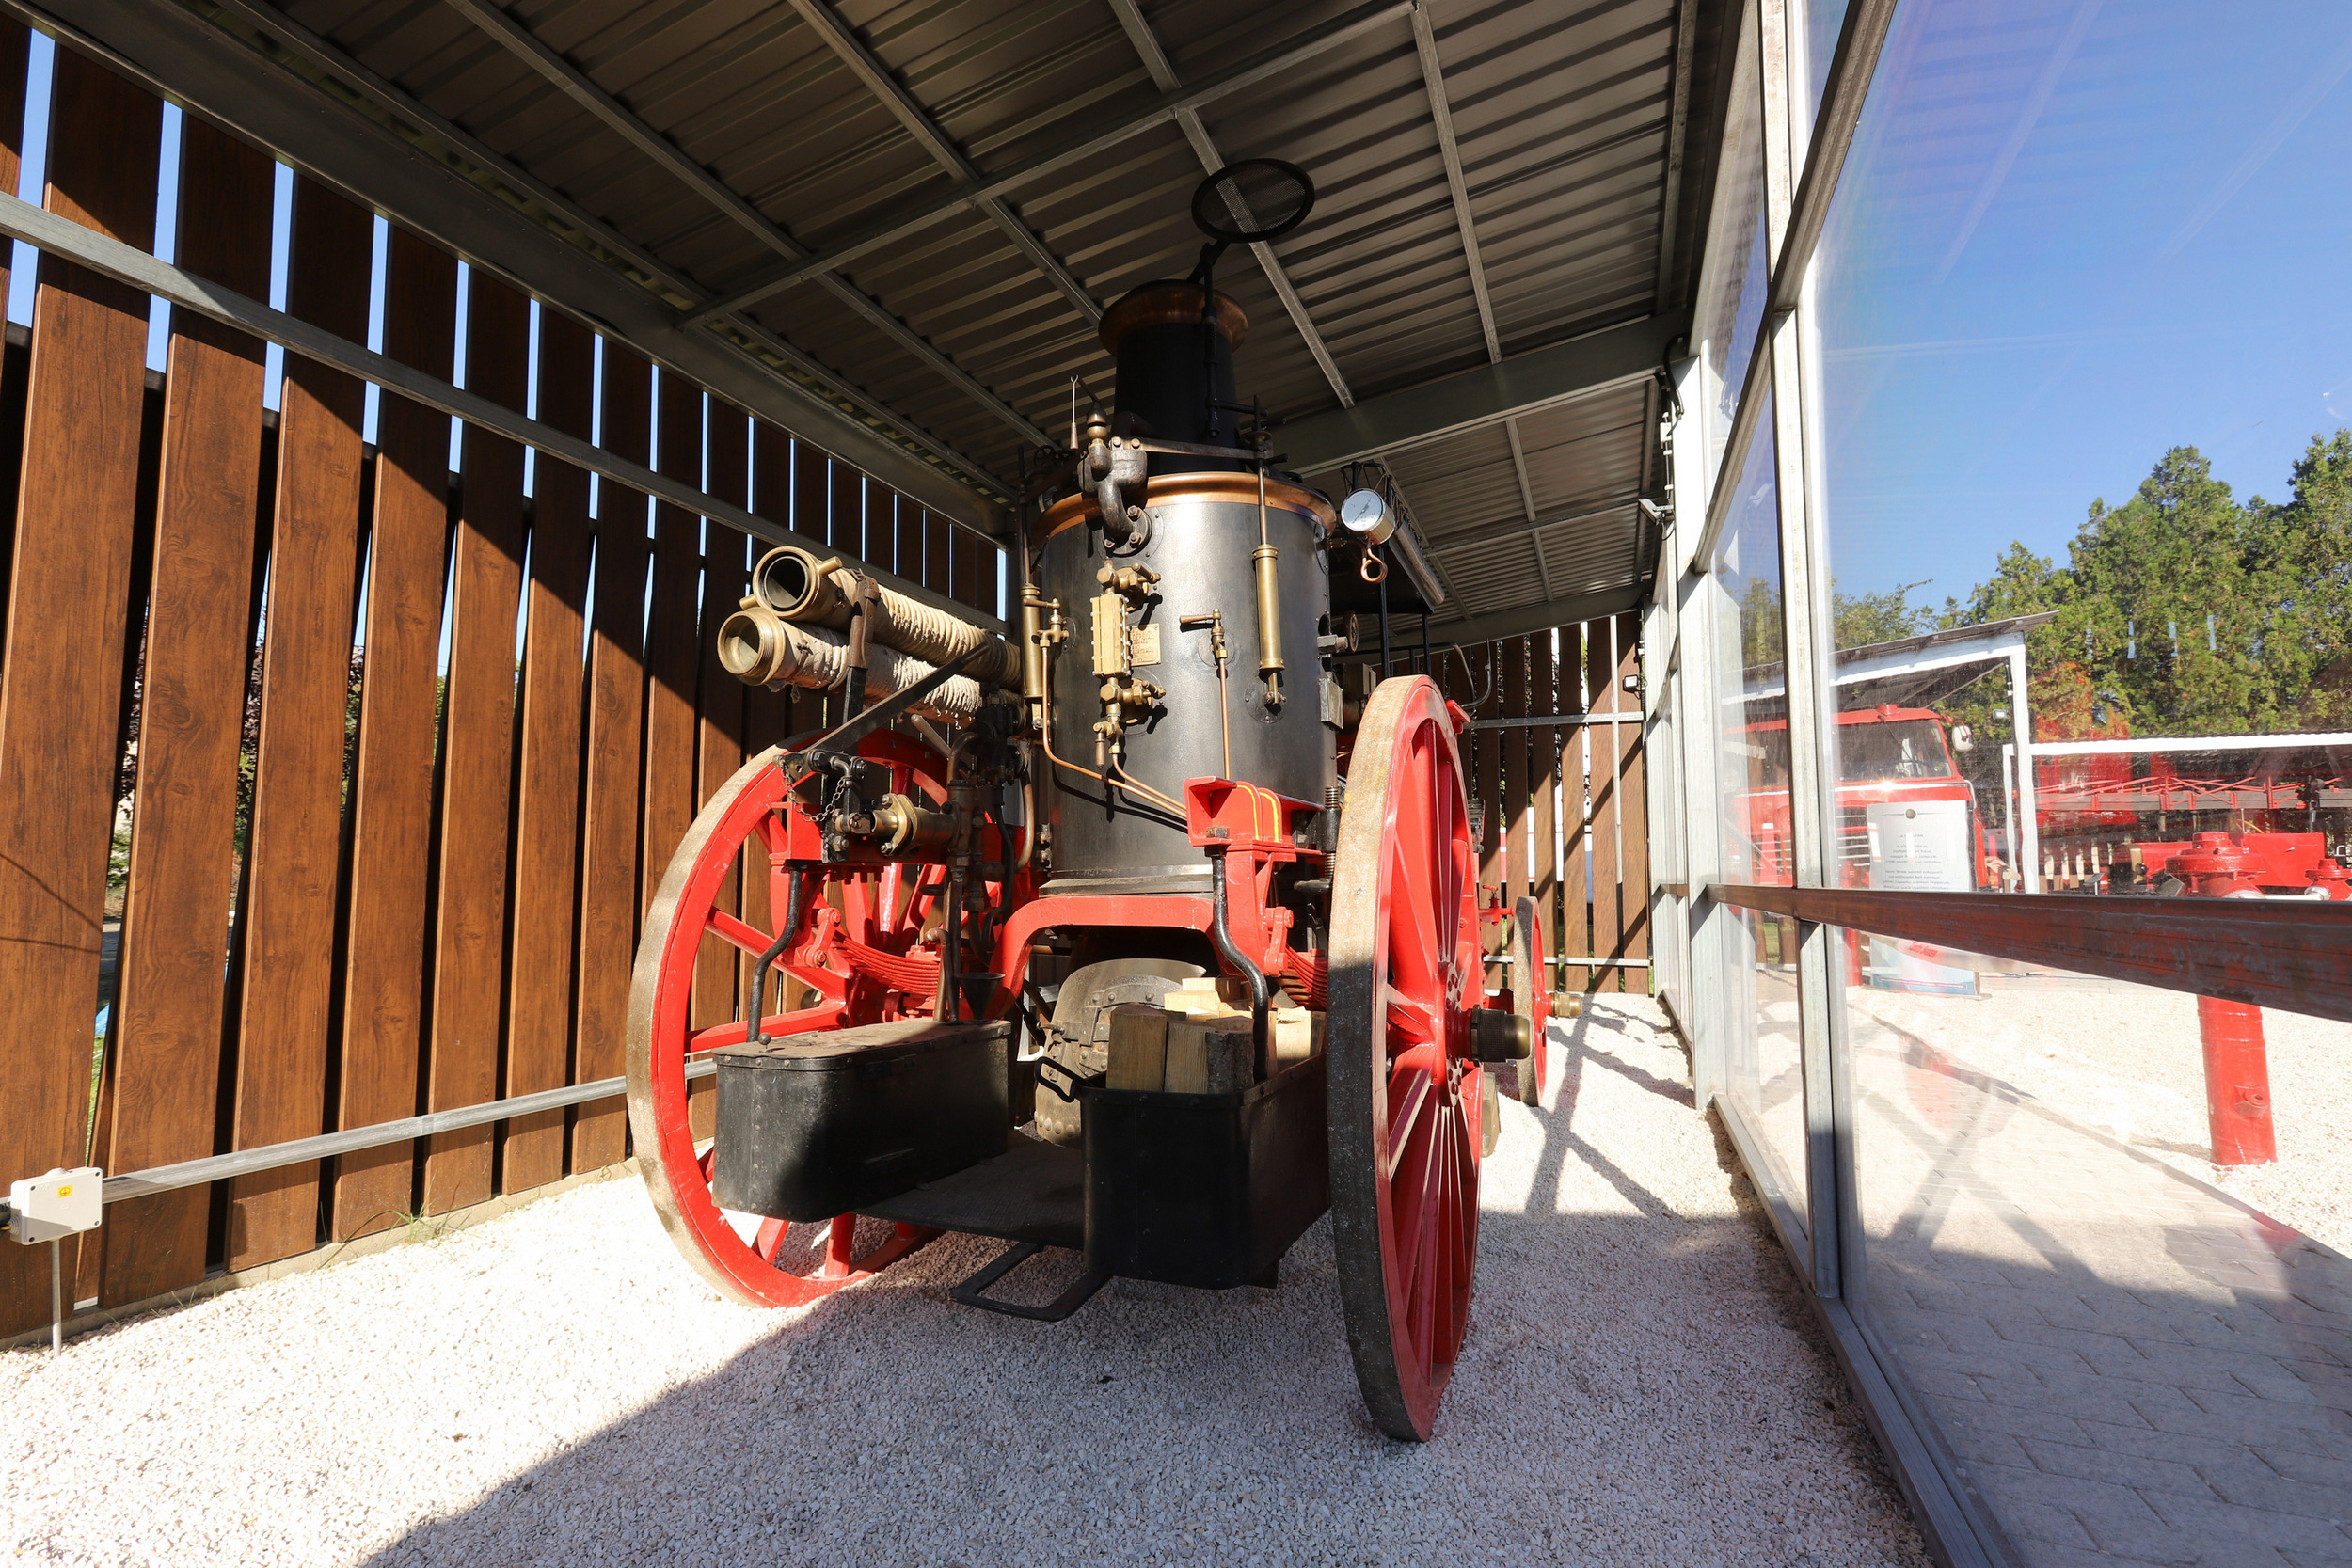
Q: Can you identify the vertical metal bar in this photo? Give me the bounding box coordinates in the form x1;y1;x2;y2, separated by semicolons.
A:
1761;0;1839;1295
1667;352;1724;1101
2010;645;2042;893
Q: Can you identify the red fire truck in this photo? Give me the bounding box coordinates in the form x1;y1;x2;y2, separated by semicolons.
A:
1735;704;1994;889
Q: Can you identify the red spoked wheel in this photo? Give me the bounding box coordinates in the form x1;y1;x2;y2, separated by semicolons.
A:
1510;895;1549;1106
626;729;974;1307
1327;674;1485;1441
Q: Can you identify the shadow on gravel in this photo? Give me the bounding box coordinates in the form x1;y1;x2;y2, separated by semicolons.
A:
353;1006;1919;1568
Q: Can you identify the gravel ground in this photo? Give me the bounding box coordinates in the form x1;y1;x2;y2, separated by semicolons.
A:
3;998;1929;1568
1845;972;2352;1255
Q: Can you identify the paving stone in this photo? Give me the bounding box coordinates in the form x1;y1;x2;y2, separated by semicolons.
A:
2199;1465;2352;1525
2138;1490;2352;1556
2252;1446;2352;1492
2016;1436;2215;1498
2184;1385;2352;1437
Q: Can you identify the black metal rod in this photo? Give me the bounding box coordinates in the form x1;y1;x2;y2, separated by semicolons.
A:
1421;610;1431;673
745;868;809;1046
1378;562;1391;679
1209;852;1272;1073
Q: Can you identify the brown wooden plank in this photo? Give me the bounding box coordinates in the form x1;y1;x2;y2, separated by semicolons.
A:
419;272;528;1215
0;52;161;1324
691;404;749;1138
952;525;983;612
332;228;456;1240
98;118;271;1306
746;419;798;745
0;53;160;1333
738;417;792;1010
500;308;592;1194
791;437;826;542
0;20;28;627
1560;623;1593;991
1613;610;1649;994
642;372;701;922
1528;629;1559;1000
924;508;949;594
1585;619;1624;993
1503;636;1529;912
571;343;648;1171
889;490;919;580
829;458;862;556
226;178;372;1269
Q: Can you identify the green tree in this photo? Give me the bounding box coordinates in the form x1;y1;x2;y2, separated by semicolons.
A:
1833;579;1931;647
1929;437;2352;740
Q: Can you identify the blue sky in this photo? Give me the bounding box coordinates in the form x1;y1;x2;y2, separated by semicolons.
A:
1807;0;2352;609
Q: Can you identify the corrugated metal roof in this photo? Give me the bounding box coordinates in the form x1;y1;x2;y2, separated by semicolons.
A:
264;0;1732;633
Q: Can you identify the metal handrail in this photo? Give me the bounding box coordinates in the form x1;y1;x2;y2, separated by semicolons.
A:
88;1061;716;1208
1712;883;2352;1027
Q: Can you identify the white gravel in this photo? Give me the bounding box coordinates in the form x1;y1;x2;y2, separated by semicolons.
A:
3;998;1927;1567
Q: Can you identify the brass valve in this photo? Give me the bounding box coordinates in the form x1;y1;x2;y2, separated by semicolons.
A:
1178;610;1228;662
1095;562;1162;601
1099;675;1165;708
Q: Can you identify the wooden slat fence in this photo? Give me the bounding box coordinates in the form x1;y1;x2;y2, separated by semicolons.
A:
1413;610;1649;1005
0;33;1007;1338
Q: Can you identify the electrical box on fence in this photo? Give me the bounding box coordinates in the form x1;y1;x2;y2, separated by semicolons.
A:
8;1167;103;1244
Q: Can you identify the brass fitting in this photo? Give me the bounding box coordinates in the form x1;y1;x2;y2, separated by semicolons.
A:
715;599;794;685
1252;543;1284;706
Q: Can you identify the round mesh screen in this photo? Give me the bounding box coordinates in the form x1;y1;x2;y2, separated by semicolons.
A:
1190;159;1315;245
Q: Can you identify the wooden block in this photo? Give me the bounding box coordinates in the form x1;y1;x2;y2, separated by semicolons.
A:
1103;1004;1168;1092
1166;1013;1252;1094
1273;1006;1318;1067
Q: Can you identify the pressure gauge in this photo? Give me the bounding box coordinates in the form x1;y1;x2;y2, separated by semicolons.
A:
1339;488;1395;546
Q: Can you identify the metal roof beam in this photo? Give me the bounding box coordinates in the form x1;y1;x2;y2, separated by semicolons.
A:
442;0;1049;449
1106;0;1354;406
1283;310;1686;471
23;0;1010;525
1504;419;1558;599
688;0;1415;327
1410;4;1500;364
782;0;1100;324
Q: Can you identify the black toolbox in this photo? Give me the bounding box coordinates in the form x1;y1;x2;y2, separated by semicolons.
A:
711;1019;1010;1222
1080;1051;1329;1289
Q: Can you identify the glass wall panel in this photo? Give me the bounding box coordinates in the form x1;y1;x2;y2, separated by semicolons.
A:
1693;11;1768;475
1802;0;1848;128
1810;0;2352;900
1788;8;2352;1557
1836;938;2352;1566
1708;390;1806;1212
